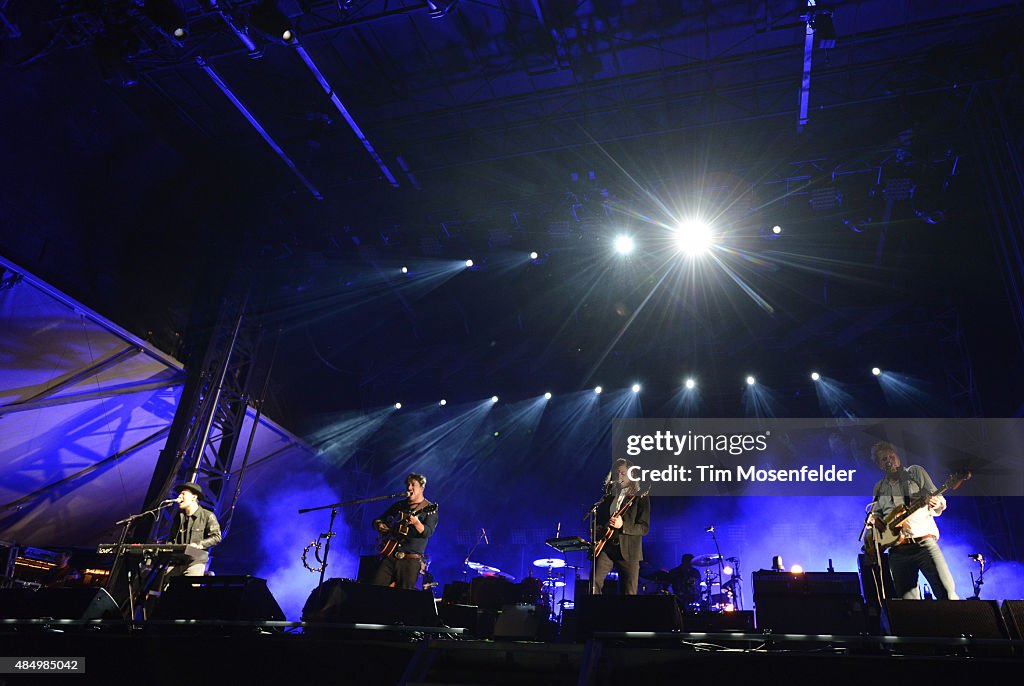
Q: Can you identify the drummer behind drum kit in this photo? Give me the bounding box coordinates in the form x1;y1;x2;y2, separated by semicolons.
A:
644;552;742;613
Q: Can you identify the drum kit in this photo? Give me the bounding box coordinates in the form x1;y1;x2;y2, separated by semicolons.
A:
462;556;573;620
641;552;742;612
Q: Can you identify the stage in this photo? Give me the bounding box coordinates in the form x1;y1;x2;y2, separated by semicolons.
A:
2;616;1022;685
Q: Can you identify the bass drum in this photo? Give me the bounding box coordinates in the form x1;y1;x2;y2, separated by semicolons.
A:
515;577;543;604
470;574;514;609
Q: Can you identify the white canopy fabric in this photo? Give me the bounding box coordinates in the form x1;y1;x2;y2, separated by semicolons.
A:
0;256;317;548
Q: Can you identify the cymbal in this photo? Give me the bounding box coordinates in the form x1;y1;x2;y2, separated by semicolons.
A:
691;554;722;566
541;579;566;587
466;561;501;574
532;558;566;568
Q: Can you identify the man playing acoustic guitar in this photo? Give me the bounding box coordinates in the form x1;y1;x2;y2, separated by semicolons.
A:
592;458;650;595
867;441;958;600
372;472;438;590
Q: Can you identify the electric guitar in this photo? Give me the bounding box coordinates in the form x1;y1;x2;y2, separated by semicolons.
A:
590;488;650;559
377;502;438;556
864;470;971;557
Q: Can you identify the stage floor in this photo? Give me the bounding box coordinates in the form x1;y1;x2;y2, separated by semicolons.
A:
1;621;1021;685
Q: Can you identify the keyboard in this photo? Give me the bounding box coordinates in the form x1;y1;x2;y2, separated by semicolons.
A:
96;543;201;562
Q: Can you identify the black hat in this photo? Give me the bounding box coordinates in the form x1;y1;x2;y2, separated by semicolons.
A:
175;482;204;498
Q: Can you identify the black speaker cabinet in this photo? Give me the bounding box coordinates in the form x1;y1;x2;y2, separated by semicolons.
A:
0;587;120;620
753;571;867;635
574;594;683;639
882;599;1008;639
1002;600;1024;641
302;578;439;627
882;599;1011;656
152;575;285;621
682;610;755;632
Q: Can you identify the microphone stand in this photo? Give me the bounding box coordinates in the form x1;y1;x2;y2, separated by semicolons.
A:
108;502;177;624
583;488;607;596
463;529;487;572
299;492;405;603
706;526;725;610
969;556;985;599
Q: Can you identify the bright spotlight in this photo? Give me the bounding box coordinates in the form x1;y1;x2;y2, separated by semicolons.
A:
465;259;474;268
675;219;713;256
746;375;756;386
872;367;881;376
772;225;782;235
394;402;402;410
544;392;552;400
439;399;447;406
790;564;804;574
723;565;733;576
811;372;820;381
684;378;696;390
282;29;294;42
613;235;635;255
529;251;539;260
401;266;409;274
631;383;641;393
594;386;603;394
491;395;499;403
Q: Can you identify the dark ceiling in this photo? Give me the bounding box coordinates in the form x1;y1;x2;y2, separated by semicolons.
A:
2;0;1023;434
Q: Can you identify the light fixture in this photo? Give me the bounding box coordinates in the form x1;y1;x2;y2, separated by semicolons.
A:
594;386;603;394
631;383;641;393
439;399;447;406
544;392;552;400
613;235;635;255
811;372;820;381
491;395;499;403
401;266;409;274
746;376;756;386
872;367;881;376
529;251;539;260
465;259;474;268
394;402;402;409
248;0;295;43
684;378;696;390
674;219;713;256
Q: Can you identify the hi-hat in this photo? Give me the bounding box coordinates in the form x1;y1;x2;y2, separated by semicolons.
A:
532;558;566;568
541;579;566;587
691;554;722;566
467;561;501;574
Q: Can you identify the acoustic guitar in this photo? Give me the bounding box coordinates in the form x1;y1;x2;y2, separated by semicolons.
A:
377;502;439;556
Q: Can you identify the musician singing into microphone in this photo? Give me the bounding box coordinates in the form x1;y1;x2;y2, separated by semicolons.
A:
165;482;222;577
372;473;438;590
593;459;650;595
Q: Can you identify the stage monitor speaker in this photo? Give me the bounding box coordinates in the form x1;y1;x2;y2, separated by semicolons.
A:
493;603;550;640
152;575;285;621
882;600;1011;656
0;587;120;620
882;599;1008;639
682;610;754;632
302;578;440;627
753;570;867;635
1001;600;1024;641
575;594;682;639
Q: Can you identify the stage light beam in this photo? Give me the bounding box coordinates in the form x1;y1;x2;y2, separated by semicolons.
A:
674;219;714;256
613;235;635;255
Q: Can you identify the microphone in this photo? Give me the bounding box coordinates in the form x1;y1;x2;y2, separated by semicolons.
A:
969;553;985;563
392;493;408;498
705;525;714;533
161;499;180;505
482;528;489;544
556;521;561;538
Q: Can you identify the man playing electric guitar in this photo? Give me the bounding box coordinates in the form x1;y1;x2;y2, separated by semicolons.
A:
371;472;438;590
592;458;650;595
865;441;958;600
